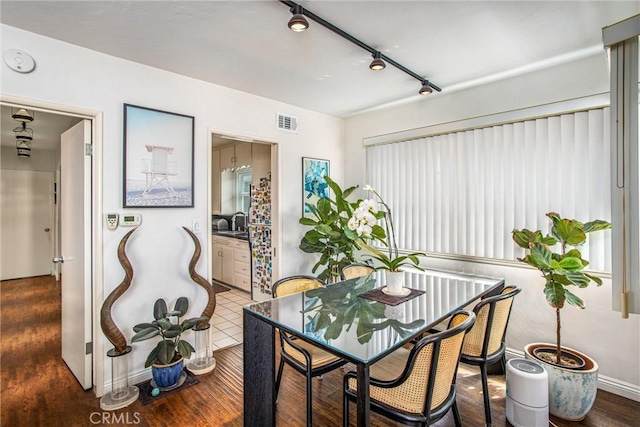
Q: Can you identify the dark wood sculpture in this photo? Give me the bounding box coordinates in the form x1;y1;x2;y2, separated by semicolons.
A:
100;227;137;354
183;226;216;328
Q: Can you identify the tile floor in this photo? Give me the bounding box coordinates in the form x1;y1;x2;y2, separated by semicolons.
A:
211;287;253;351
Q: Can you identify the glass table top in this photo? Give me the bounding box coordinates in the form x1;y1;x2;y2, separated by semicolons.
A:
244;268;503;364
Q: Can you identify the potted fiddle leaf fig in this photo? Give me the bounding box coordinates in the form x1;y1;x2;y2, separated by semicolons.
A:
132;297;208;388
512;212;610;421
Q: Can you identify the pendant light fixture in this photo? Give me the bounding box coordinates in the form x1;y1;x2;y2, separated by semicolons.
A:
12;107;34;122
281;0;441;96
288;5;309;32
369;52;386;71
11;109;35;158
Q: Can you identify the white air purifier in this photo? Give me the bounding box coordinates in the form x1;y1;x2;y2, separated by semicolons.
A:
506;358;549;427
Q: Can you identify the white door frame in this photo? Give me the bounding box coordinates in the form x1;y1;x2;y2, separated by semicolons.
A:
207;128;281;300
1;95;105;396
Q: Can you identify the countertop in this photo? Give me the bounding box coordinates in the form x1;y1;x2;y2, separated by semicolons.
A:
212;230;249;241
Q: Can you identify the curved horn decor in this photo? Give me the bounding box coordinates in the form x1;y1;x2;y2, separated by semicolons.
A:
100;227;138;354
183;226;216;328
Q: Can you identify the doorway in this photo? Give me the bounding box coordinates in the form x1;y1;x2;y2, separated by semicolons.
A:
0;100;101;392
209;131;279;302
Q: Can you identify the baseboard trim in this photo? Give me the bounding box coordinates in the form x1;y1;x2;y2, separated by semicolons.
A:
505;348;640;402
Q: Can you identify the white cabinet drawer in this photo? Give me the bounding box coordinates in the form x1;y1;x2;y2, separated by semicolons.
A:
235;249;250;262
234;260;250;276
232;240;248;250
235;273;251;292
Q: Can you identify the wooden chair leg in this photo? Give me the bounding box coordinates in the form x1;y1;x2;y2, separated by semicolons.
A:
480;362;493;427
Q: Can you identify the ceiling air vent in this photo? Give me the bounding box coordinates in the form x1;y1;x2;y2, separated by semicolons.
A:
277;113;298;133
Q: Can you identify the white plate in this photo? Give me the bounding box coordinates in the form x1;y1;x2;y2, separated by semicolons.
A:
381;286;411;297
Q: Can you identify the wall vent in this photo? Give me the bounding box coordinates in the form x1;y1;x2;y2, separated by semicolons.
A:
277;113;298;133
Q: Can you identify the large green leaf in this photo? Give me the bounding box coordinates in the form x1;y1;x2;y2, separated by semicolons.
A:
153;299;168;320
529;244;552;269
145;346;159;368
563;271;591;288
553;219;586;246
163;325;182;338
583;219;611;233
133;322;156;333
584;272;603;286
544;281;565;308
174;296;189;316
176;340;195;359
156;318;172;331
156;340;177;365
556;256;584;271
563;288;585;309
131;327;160;342
299;217;318;226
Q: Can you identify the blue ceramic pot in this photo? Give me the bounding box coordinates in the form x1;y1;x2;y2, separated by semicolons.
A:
151;358;184;388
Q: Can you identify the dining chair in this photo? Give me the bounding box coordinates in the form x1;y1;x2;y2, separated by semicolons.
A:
340;263;375;280
343;309;476;427
459;285;521;427
272;275;348;427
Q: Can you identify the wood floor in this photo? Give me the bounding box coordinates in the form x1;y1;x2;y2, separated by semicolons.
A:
2;275;639;426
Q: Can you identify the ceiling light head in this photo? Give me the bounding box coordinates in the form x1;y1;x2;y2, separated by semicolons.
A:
369;52;386;71
288;5;309;32
12;108;34;122
419;80;433;95
16;139;31;158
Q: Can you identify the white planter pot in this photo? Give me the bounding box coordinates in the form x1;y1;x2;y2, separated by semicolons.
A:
384;270;405;294
524;343;598;421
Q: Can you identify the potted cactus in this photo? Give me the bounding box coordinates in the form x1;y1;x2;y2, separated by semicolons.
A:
512;212;610;420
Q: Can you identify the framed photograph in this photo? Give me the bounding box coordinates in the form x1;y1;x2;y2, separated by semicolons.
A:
123;104;194;208
302;157;330;218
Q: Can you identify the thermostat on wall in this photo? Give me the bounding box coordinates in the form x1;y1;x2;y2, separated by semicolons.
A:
119;213;142;227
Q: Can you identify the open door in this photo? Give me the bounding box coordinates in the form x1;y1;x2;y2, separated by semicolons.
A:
57;119;92;389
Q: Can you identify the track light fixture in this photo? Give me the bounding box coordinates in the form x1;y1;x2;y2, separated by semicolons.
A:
419;80;434;95
281;0;441;96
288;5;309;32
369;51;386;71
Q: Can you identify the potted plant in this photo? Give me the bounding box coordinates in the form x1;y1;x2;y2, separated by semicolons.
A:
299;176;386;282
132;297;208;388
512;212;610;420
350;185;427;294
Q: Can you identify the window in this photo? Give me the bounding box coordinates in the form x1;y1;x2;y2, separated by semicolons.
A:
366;107;611;272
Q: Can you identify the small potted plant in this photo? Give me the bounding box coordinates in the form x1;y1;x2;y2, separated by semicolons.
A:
512;212;610;420
132;297;208;388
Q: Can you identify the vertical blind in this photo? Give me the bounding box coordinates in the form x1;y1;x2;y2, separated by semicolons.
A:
366;108;612;272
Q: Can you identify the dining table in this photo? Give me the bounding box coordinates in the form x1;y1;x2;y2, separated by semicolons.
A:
242;268;505;427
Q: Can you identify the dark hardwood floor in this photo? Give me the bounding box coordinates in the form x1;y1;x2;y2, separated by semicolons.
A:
2;275;639;426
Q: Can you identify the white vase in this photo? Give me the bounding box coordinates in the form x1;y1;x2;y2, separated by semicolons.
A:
524;343;598;421
384;270;405;294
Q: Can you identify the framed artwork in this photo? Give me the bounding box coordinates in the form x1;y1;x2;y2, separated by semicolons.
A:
302;157;330;218
123;104;194;208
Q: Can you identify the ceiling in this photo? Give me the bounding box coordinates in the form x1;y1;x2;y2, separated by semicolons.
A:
0;1;638;152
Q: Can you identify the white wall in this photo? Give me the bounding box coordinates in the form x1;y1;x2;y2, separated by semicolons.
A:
1;24;343;390
344;52;640;399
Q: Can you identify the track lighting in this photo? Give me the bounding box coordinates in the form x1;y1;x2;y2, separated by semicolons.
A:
288;5;309;32
369;52;386;71
419;80;434;95
280;1;441;97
